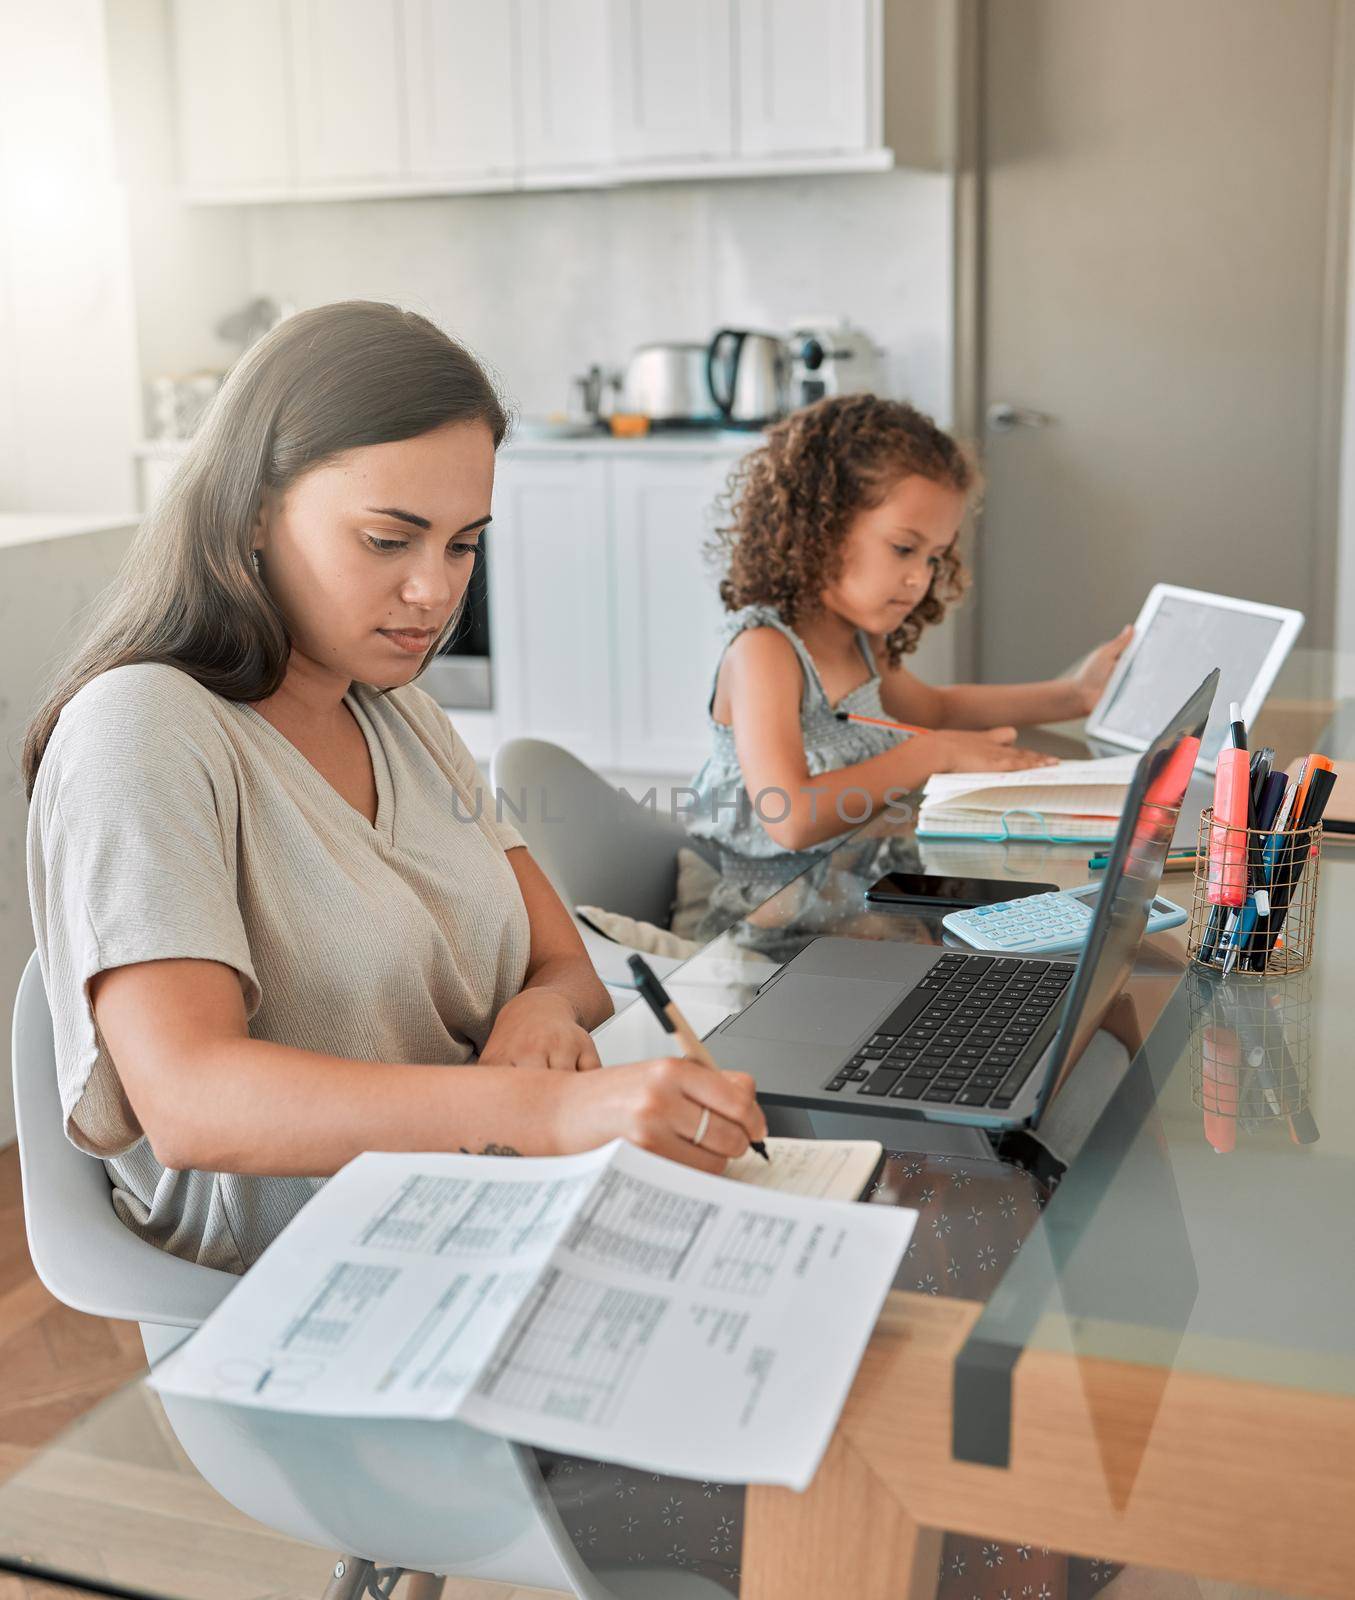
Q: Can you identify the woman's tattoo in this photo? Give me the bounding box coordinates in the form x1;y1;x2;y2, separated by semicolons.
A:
460;1142;522;1157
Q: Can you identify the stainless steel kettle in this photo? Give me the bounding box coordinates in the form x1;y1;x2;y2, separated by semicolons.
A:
706;329;790;426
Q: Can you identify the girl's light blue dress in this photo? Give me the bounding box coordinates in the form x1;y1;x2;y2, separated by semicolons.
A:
686;603;912;859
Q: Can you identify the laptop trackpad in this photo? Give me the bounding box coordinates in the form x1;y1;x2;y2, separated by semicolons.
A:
723;975;898;1047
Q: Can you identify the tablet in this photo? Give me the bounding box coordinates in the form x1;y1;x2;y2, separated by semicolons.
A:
1085;585;1303;772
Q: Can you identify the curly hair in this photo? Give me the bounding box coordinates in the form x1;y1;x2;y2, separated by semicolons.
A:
708;394;979;666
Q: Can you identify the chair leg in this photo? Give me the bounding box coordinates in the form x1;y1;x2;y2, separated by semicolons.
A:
321;1557;376;1599
402;1576;446;1600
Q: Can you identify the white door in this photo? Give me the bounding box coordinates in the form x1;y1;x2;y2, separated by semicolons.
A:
403;0;517;179
490;454;616;766
172;0;293;193
734;0;870;158
517;0;613;173
290;0;405;184
610;454;732;774
611;0;732;165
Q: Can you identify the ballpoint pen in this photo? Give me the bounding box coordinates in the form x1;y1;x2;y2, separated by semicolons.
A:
627;953;770;1161
1254;762;1336;968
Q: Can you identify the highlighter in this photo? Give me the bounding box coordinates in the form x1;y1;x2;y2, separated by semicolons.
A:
1207;745;1251;909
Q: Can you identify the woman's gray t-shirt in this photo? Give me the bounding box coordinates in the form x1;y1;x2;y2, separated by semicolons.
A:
26;663;530;1273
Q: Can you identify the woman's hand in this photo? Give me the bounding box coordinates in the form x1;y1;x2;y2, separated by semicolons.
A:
1073;624;1133;713
913;726;1057;774
551;1057;768;1175
478;990;602;1072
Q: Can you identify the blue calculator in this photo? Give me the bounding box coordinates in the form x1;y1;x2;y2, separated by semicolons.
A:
941;882;1187;955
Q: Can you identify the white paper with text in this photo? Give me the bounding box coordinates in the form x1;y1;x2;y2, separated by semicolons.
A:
149;1140;915;1488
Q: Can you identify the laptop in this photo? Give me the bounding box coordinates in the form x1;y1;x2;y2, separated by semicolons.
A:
707;670;1218;1133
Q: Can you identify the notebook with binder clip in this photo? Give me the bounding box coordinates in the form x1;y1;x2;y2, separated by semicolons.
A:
915;754;1139;845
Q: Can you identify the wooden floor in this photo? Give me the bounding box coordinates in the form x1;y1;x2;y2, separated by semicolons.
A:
0;1144;145;1481
0;1146;561;1600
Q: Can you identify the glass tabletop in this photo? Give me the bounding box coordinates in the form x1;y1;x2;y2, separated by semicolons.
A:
3;694;1343;1600
596;692;1355;1426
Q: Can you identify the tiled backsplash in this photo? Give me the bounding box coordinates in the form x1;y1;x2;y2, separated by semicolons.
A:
244;167;953;424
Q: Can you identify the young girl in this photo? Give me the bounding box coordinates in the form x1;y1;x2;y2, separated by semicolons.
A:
689;394;1132;856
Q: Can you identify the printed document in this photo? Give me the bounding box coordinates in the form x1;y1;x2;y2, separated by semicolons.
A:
150;1139;915;1489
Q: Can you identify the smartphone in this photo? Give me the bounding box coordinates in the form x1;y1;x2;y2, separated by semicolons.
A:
864;871;1058;910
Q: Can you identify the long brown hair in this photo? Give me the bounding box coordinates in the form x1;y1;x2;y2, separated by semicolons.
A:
708;394;978;666
22;301;508;796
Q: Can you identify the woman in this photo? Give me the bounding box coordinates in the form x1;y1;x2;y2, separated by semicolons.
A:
24;300;764;1275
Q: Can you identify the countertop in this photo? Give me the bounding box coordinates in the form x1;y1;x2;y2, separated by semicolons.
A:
135;424;761;461
0;513;138;551
503;423;760;455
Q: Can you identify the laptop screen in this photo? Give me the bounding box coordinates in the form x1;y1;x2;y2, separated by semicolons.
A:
1035;669;1218;1118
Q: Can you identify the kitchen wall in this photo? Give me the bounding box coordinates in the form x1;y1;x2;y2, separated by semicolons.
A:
242;168;953;427
0;519;140;1145
104;0;253;383
0;0;141;513
1338;76;1355;699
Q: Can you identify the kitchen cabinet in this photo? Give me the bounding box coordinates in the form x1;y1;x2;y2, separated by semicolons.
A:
610;455;729;772
488;455;617;767
172;0;293;195
610;0;733;166
403;0;517;179
173;0;896;203
290;0;405;185
517;0;614;175
490;444;747;774
735;0;875;157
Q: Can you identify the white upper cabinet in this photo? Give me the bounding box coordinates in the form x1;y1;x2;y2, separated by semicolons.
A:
403;1;517;179
736;0;873;157
518;0;614;174
173;0;888;201
610;0;733;166
289;0;405;184
173;0;293;194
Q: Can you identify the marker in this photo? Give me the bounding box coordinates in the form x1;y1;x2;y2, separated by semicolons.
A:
627;954;769;1161
834;709;930;736
1228;702;1247;751
1207;739;1251;910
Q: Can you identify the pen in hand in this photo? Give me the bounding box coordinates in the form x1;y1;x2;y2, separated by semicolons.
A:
627;954;770;1162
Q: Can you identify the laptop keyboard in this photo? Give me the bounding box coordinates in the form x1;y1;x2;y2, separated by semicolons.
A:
821;953;1075;1111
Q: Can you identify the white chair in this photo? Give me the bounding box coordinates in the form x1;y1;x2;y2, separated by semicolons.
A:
10;950;627;1599
489;739;712;1002
490;739;700;928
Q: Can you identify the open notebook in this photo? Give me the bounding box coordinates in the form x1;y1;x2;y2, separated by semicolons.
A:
724;1138;883;1200
917;753;1138;843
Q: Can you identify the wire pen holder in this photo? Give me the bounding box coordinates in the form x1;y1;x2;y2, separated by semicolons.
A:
1186;809;1322;978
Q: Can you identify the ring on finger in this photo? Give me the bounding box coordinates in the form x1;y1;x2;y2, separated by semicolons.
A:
693;1107;712;1149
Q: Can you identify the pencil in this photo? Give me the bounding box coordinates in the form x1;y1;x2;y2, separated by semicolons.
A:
834;709;930;736
626;954;770;1161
